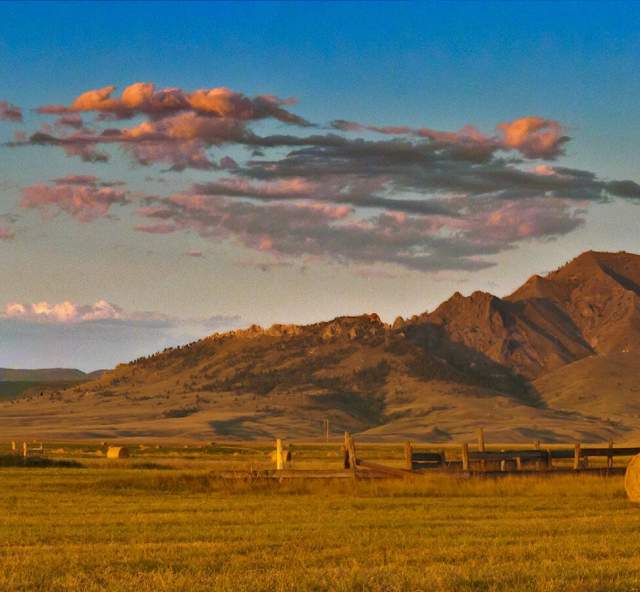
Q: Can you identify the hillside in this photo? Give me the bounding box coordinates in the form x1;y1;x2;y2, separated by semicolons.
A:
2;250;640;442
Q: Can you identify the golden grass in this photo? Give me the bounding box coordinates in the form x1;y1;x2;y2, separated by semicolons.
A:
0;462;638;592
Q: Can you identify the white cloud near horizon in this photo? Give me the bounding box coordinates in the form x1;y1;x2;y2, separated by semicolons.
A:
0;299;242;371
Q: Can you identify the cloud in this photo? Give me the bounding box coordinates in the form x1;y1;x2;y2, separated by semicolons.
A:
3;298;241;328
0;299;243;370
0;100;22;123
4;299;124;323
497;116;569;159
9;84;640;273
0;225;14;240
333;115;569;160
134;191;585;272
20;175;129;222
37;82;308;124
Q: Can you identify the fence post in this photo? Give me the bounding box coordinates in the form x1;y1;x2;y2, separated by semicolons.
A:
573;443;581;471
607;439;614;470
11;441;16;455
275;438;284;470
404;441;413;471
477;428;486;472
439;448;446;468
477;428;485;452
461;443;470;472
22;442;28;459
348;435;357;475
343;432;350;469
533;440;541;469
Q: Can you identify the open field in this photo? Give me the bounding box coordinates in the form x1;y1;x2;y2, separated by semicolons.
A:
2;443;640;591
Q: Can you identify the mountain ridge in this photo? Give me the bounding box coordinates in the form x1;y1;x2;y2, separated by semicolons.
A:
2;250;639;442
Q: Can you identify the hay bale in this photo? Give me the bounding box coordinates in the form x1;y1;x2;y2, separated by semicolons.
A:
625;454;640;501
106;446;130;459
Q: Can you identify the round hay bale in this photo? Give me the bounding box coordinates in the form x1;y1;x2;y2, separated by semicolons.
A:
106;446;130;459
625;454;640;502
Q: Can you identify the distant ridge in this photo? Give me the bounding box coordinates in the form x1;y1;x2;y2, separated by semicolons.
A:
0;368;106;401
2;250;640;443
0;368;105;382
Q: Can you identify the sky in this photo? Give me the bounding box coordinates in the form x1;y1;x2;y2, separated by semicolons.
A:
1;1;640;370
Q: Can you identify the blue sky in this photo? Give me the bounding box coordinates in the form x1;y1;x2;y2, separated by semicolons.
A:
1;2;639;369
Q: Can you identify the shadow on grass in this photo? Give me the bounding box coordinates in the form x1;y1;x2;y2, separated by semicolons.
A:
0;454;84;468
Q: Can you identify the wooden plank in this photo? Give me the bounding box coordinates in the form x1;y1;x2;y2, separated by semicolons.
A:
573;443;581;470
411;462;443;471
469;450;547;462
580;447;640;457
357;459;410;478
546;446;640;459
548;449;575;459
412;452;445;462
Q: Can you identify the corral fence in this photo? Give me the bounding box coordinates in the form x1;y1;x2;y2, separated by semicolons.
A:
270;429;640;479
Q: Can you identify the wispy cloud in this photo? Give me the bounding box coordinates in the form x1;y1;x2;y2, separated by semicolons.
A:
20;175;129;222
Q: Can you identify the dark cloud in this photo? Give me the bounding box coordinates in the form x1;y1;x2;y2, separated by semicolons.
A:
134;192;585;272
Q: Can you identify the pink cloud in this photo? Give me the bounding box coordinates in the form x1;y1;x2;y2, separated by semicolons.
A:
0;100;22;122
0;225;14;240
21;176;129;222
3;299;123;323
497;116;568;159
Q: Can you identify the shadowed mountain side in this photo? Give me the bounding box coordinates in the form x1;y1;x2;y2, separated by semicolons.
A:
2;251;640;442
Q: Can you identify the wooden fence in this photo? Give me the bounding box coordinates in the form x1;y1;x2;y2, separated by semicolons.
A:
10;440;45;459
267;431;640;479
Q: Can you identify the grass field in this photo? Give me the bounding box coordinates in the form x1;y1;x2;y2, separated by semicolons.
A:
1;442;640;592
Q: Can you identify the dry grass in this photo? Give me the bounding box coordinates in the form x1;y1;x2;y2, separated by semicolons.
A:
1;459;639;591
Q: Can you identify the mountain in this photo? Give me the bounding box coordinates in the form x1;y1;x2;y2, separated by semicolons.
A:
2;250;639;443
0;368;104;382
0;368;106;401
